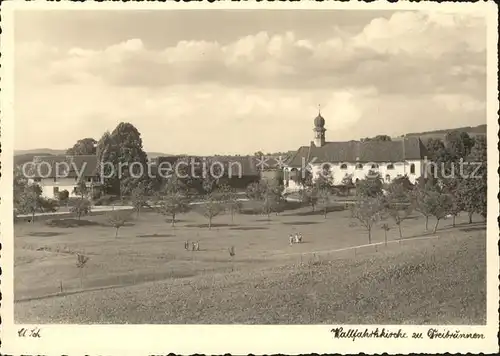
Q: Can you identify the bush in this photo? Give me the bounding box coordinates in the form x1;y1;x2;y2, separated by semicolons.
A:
94;194;121;206
91;189;103;200
58;190;70;202
70;198;92;220
39;198;59;212
67;197;83;207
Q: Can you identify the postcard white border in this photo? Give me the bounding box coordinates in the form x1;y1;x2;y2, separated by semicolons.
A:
1;1;498;355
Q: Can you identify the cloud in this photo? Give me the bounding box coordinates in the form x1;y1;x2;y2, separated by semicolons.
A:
14;10;487;154
16;11;485;94
15;82;376;154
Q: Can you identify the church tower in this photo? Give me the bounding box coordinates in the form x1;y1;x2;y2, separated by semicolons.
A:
313;106;326;147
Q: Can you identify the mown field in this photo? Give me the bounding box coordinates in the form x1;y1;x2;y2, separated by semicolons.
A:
14;202;486;324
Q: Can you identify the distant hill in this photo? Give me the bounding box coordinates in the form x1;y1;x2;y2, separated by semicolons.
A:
14;148;66;156
14;153;56;166
146;152;174;159
402;124;486;143
13;149;173;166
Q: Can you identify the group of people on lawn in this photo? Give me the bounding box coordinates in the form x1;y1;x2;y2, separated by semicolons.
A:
289;232;303;245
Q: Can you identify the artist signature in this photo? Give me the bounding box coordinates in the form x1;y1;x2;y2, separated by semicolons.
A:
18;327;41;338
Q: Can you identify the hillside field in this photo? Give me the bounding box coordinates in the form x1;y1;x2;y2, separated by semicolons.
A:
14;205;486;324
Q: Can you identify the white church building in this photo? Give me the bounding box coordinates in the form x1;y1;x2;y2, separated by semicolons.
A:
283;111;429;192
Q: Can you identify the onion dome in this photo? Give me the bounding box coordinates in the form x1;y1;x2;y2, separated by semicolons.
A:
314;113;325;128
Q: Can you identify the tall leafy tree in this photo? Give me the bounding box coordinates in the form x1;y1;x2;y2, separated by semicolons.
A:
96;131;119;195
66;138;97;155
445;130;475;161
17;184;43;223
13;167;28;210
113;123;149;196
361;135;391;142
425;137;447;162
457;135;487;222
98;123;149;197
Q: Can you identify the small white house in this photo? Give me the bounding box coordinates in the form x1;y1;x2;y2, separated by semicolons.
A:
283;111;429;192
25;155;101;199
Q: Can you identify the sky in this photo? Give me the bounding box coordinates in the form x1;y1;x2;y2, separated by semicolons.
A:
14;9;487;155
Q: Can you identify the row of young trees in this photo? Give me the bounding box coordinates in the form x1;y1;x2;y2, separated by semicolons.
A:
350;132;487;244
153;172;286;229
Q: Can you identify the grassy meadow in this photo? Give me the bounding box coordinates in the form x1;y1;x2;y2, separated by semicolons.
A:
14;202;486;324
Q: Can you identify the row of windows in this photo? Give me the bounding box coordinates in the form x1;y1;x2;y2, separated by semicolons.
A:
322;163;416;174
32;176;98;183
284;173;405;187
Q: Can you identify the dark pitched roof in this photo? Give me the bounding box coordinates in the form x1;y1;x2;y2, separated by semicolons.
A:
27;155;98;178
211;156;259;177
287;137;428;167
153;155;259;177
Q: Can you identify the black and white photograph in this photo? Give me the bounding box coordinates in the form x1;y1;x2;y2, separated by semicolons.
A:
1;1;498;355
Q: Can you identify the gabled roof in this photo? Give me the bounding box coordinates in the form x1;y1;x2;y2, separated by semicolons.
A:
287;137;428;167
208;155;259;177
154;155;259;177
27;155;98;178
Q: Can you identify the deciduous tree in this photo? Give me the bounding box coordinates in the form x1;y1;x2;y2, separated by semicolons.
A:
107;210;131;238
17;184;43;223
457;135;487;222
131;182;149;217
350;196;385;244
70;198;92;220
66;138;97;156
384;179;413;239
156;176;191;227
200;193;224;229
220;184;242;224
98;123;149;197
356;171;383;198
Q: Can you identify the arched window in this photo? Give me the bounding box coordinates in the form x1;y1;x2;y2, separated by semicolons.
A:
355;163;363;170
410;163;416;174
371;164;379;169
355;178;360;184
385;174;391;182
387;164;394;170
340;163;348;170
